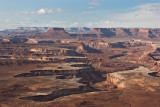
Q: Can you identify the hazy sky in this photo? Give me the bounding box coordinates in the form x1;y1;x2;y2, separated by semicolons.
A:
0;0;160;30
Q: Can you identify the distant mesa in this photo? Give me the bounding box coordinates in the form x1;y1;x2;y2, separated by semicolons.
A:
66;27;160;39
1;27;160;40
44;28;69;35
32;27;70;39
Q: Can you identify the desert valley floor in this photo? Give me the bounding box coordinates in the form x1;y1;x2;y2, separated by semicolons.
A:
0;27;160;107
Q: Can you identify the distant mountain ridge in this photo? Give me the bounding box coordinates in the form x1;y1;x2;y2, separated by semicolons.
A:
3;27;51;33
65;27;91;34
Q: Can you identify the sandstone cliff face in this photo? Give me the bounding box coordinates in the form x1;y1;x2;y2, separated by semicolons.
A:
46;28;68;35
130;28;139;36
76;43;102;53
2;39;10;42
105;73;125;89
94;28;116;37
90;28;102;34
85;40;109;49
116;28;126;35
76;45;85;53
26;39;38;44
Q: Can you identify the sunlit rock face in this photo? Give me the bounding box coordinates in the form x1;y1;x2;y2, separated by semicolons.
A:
105;73;126;89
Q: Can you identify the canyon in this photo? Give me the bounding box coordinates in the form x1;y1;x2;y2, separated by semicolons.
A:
0;27;160;107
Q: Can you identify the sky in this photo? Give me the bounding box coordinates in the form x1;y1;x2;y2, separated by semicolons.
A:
0;0;160;30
